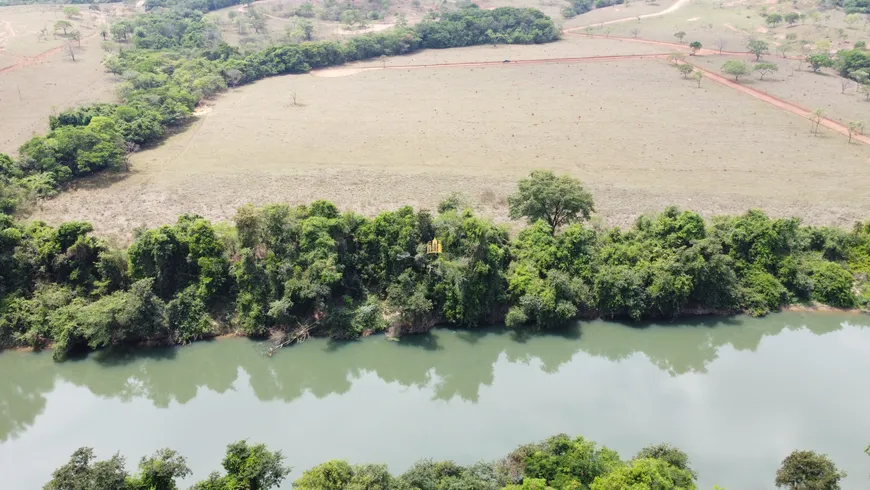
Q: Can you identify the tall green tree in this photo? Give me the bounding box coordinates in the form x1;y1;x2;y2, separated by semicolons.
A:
774;450;846;490
508;170;595;233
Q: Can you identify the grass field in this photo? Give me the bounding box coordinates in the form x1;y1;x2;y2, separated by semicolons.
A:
28;37;870;242
0;3;134;154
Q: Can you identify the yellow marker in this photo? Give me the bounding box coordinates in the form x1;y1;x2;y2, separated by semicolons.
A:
426;238;442;255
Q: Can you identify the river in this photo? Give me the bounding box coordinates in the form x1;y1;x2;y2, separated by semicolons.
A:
1;312;869;489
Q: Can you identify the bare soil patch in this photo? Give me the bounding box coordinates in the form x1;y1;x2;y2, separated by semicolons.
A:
29;42;870;243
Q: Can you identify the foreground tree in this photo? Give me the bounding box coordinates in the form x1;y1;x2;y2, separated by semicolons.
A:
44;448;129;490
192;441;290;490
590;458;696;489
748;39;770;60
722;60;749;80
54;20;72;36
809;109;825;135
634;443;697;479
807;53;834;73
508;170;594;233
774;450;846;490
755;62;779;79
678;63;695;78
848;121;864;143
689;41;702;54
674;31;686;43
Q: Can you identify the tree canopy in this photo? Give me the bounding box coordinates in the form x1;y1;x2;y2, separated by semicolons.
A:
507;170;595;232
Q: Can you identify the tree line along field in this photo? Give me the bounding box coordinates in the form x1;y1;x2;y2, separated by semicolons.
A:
31;43;870;242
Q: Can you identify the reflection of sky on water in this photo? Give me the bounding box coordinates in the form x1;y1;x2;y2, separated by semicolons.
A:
1;311;869;489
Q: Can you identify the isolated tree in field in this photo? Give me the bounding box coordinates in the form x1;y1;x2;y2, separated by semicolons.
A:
844;13;860;29
70;30;82;46
715;37;726;53
808;109;824;135
38;27;49;41
54;20;72;36
674;31;686;43
786;32;797;41
63;6;80;18
692;70;703;87
585;26;594;37
807;53;834;72
297;19;315;41
809;11;821;26
775;450;845;489
630;27;640;38
678;63;694;78
848;121;864;143
785;12;799;25
508;170;595;233
777;44;790;58
65;41;76;61
747;39;770;60
604;26;613;37
840;78;852;93
722;60;749;80
689;41;702;54
766;13;783;26
755;62;778;79
380;54;388;69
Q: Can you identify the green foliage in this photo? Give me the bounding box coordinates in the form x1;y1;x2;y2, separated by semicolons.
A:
516;434;622;488
633;443;697;480
44;448;130;490
774;450;846;490
747;39;770;60
837;48;870;78
722;60;749;80
508;170;594;232
808;53;835;72
589;458;696;489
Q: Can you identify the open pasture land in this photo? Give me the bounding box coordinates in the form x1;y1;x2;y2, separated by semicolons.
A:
0;4;130;154
602;0;868;51
30;38;870;242
690;53;870;126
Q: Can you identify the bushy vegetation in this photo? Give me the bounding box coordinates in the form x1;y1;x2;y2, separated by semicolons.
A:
45;434;863;490
562;0;624;18
0;4;558;205
3;171;870;360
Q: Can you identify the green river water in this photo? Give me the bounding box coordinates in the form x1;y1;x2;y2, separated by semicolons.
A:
1;312;869;489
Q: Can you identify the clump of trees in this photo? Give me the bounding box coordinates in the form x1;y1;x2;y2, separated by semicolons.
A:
43;435;865;490
562;0;624;18
4;170;870;358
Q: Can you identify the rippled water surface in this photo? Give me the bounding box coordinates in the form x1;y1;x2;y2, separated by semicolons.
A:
1;312;869;489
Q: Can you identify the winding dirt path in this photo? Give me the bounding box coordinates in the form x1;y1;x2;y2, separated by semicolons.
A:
564;0;692;31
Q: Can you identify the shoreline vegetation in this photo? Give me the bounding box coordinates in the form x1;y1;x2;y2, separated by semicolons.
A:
4;170;870;361
2;1;870;361
43;434;865;490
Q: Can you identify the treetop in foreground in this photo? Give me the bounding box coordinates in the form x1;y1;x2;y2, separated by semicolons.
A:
43;435;864;490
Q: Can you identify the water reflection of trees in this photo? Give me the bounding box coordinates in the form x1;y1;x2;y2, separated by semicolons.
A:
0;312;863;443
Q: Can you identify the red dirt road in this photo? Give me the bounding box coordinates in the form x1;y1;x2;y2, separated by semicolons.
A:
681;60;870;144
315;50;867;145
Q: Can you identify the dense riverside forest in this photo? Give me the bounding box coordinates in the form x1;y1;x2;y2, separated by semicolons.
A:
43;434;865;490
2;170;870;360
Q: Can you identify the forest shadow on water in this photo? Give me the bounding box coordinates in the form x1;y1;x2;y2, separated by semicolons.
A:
0;311;867;445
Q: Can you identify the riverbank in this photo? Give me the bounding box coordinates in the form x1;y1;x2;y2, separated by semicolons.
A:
4;195;870;361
